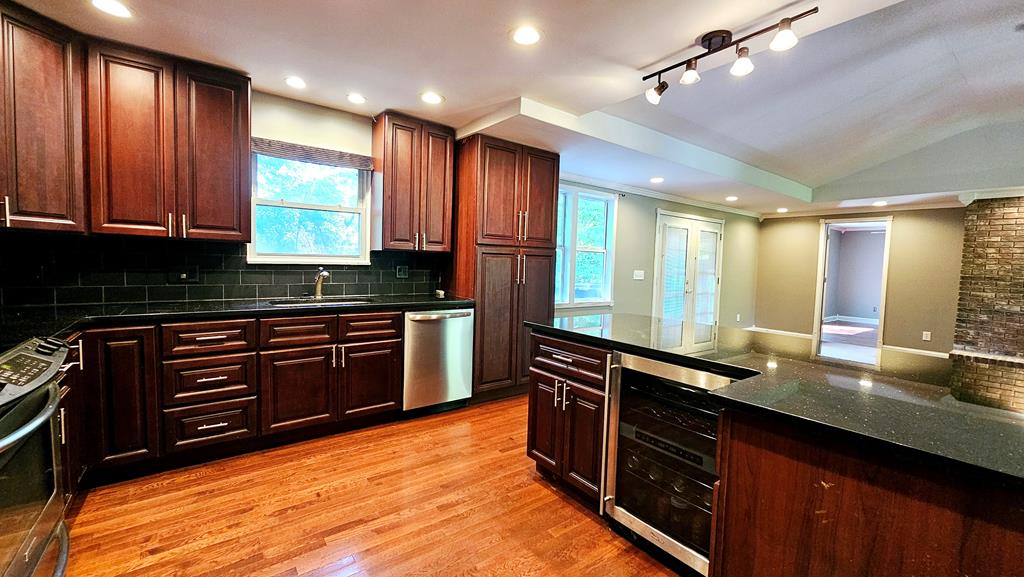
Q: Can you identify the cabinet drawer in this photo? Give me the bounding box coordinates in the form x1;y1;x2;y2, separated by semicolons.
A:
531;333;609;388
162;396;257;453
260;316;338;347
338;312;403;342
161;320;257;357
161;353;257;406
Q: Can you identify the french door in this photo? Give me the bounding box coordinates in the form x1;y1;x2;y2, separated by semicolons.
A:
652;211;723;353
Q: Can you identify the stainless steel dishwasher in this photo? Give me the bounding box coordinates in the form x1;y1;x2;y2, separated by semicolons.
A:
403;309;474;410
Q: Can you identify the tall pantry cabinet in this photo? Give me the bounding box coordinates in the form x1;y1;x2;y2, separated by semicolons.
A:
450;134;558;396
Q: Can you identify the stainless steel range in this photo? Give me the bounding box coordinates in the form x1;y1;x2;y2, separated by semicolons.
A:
0;338;73;577
603;353;740;576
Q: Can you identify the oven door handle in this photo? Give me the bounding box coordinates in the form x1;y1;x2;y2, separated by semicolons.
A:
0;381;59;455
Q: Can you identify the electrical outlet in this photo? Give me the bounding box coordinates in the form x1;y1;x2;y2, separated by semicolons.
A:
736;313;741;323
396;265;409;279
922;331;932;342
167;267;199;284
873;306;878;313
632;270;645;280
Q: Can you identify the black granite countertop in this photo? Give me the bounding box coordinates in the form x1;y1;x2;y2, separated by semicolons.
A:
0;294;473;348
527;312;1024;480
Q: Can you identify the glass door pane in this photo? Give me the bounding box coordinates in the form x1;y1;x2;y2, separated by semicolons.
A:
658;224;689;349
691;229;720;349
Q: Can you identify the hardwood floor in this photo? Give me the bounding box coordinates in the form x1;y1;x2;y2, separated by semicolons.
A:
67;397;675;576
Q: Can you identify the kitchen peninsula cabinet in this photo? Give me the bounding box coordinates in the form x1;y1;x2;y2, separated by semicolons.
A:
372;111;454;252
451;134;559;396
88;40;250;239
0;3;85;232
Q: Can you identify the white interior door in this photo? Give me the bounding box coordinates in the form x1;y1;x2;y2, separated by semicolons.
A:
653;212;723;353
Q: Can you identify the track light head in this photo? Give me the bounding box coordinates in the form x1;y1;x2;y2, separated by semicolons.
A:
770;17;799;51
679;59;701;85
730;46;754;77
646;77;669;105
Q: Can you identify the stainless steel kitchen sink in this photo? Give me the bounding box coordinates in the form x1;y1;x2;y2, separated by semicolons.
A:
268;297;373;307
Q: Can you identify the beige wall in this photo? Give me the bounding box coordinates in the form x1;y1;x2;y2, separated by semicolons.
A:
595;192;759;333
755;207;965;353
251;92;371;155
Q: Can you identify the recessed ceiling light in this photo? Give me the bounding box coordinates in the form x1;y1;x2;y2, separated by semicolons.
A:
872;201;888;207
649;177;664;184
512;25;541;45
421;91;444;104
285;76;306;89
92;0;132;18
725;196;738;202
776;207;789;213
347;93;366;104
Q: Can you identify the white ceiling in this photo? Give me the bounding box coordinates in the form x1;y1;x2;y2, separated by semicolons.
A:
24;0;1024;217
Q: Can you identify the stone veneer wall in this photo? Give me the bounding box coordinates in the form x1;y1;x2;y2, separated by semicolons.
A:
950;196;1024;412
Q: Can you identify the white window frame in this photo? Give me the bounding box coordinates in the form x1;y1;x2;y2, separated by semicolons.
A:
246;154;372;265
556;183;617;308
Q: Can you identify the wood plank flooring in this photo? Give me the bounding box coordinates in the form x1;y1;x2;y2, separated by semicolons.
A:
67;397;675;577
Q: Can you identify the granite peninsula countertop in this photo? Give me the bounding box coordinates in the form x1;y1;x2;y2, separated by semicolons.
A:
0;294;473;349
526;312;1024;480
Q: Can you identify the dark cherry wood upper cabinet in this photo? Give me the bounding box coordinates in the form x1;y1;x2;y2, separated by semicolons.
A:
517;249;556;386
519;147;559;248
259;345;339;434
419;122;453;252
560;381;604;499
474;246;519;392
527;367;562;475
339;339;402;420
175;62;250;241
0;4;85;232
82;326;160;466
372;111;453;252
476;136;521;246
87;42;175;236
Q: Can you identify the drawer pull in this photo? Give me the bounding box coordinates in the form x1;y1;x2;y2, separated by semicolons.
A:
196;375;229;384
197;421;230;431
551;354;574;364
195;335;229;342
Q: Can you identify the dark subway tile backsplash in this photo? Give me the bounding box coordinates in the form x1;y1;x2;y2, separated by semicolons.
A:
0;230;443;307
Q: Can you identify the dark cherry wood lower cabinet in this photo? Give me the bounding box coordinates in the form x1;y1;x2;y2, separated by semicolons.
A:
82;326;160;466
526;366;605;503
340;339;402;419
259;345;339;434
162;396;257;453
711;410;1024;577
58;381;82;507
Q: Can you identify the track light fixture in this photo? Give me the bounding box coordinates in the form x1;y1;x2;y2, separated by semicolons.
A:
641;7;816;88
679;59;701;85
645;75;669;105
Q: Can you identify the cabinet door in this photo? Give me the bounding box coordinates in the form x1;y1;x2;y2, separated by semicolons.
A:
0;6;85;231
88;43;175;236
58;378;81;506
339;339;402;419
381;114;421;250
562;382;605;500
474;246;519;392
477;136;521;246
259;346;338;434
519;147;559;248
176;62;251;241
517;249;555;386
83;326;160;465
419;123;453;252
527;367;562;475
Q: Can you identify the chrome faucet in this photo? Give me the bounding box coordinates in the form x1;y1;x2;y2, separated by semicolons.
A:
313;267;330;299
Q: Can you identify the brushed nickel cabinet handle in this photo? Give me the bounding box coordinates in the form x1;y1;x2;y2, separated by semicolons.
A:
194;335;228;342
181;214;187;238
196;375;229;383
332;345;336;368
551;353;574;364
197;422;229;431
523;211;529;240
522;254;527;284
562;383;569;411
168;212;174;237
59;408;66;445
553;380;561;407
77;339;84;372
2;195;10;226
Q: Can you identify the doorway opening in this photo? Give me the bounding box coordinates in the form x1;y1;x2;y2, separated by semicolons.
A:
813;217;891;366
651;210;723;354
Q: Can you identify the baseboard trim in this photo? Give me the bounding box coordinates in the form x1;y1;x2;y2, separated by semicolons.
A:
744;326;814;340
881;345;949;359
823;315;879;326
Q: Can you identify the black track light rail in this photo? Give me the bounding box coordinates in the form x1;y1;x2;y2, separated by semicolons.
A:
641;6;819;82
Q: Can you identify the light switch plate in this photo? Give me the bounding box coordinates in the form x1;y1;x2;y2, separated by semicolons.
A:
632;270;645;280
922;331;932;342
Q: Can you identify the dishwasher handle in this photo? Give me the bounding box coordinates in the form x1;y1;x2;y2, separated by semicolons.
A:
407;311;472;321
